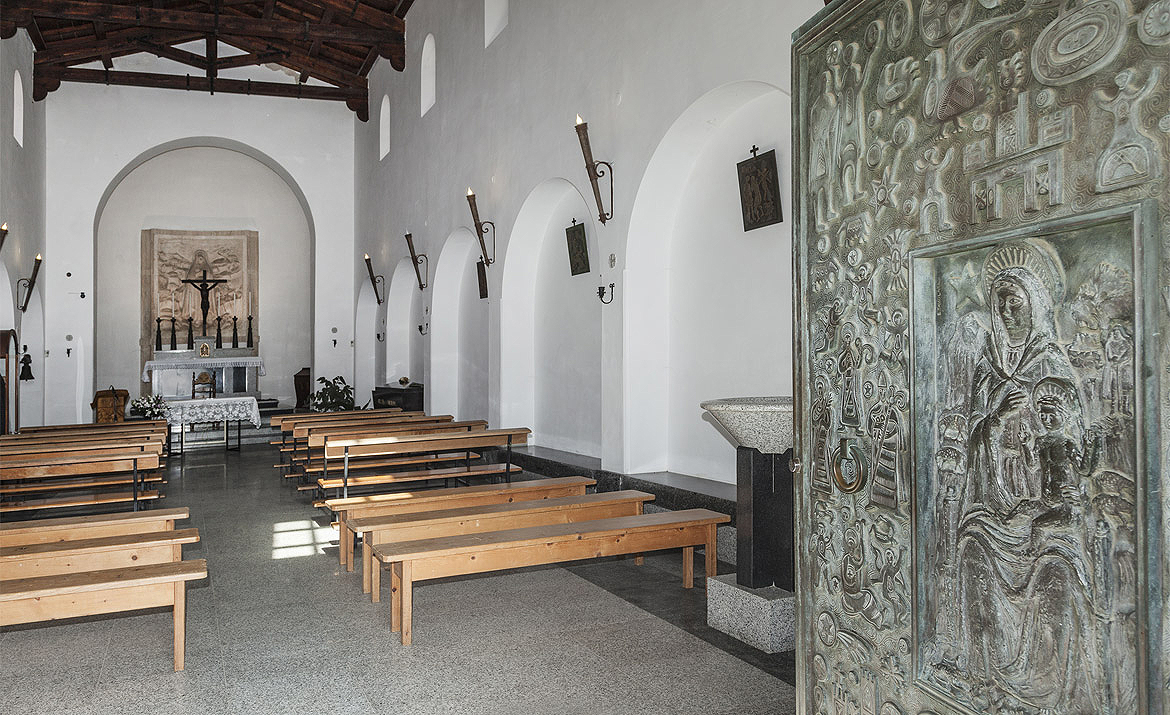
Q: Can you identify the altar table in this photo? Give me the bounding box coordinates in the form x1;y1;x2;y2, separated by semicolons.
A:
165;396;260;453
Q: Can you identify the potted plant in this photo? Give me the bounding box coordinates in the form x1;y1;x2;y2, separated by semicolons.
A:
129;394;169;420
308;375;358;412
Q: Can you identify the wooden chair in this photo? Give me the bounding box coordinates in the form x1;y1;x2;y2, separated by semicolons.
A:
191;372;216;399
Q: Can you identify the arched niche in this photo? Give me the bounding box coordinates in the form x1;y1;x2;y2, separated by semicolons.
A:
19;289;45;426
420;34;436;117
624;81;792;480
500;178;601;454
0;261;15;431
354;280;380;408
385;257;418;384
93;141;315;407
379;95;391;160
429;229;487;420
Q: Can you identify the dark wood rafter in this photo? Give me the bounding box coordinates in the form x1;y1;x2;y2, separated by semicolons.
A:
1;0;413;119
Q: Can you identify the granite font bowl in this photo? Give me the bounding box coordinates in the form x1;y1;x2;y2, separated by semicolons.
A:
700;396;794;454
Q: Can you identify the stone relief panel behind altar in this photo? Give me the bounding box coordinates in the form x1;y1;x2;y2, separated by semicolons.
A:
138;229;259;367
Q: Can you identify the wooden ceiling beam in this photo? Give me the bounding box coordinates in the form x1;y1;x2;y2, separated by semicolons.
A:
218;34;365;88
34;29;201;66
215;48;287;69
2;0;403;46
36;64;366;101
283;0;402;31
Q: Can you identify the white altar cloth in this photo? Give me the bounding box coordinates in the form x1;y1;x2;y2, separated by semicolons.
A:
165;397;261;428
142;357;265;382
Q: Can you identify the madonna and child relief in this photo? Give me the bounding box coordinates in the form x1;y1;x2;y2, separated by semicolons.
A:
911;221;1140;713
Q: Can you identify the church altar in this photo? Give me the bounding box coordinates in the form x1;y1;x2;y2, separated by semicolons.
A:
143;350;265;399
165;396;261;428
142;356;266;382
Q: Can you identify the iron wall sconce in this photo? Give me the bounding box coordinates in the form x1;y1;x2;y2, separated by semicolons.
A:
466;188;496;266
364;253;385;304
417;322;429;335
0;223;8;252
575;115;614;224
404;233;429;290
597;282;615;304
17;254;42;312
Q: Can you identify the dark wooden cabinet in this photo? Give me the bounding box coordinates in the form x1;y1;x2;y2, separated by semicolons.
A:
371;383;423;412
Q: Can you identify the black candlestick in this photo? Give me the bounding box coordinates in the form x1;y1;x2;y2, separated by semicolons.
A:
155;317;163;351
246;316;254;348
232;316;239;348
215;316;223;349
186;317;194;349
169;318;177;350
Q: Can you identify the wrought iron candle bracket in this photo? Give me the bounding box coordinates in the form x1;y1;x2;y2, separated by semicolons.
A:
465;189;496;266
597;282;615;304
0;223;9;252
417;322;429;335
363;254;385;304
404;233;429;290
575;116;614;224
16;254;42;312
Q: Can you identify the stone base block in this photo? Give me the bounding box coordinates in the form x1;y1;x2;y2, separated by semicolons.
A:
706;574;795;653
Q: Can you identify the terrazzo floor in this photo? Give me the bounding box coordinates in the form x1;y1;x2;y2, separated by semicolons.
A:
0;445;797;714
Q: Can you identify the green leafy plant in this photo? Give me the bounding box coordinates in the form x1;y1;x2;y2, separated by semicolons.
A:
129;394;169;420
308;376;357;412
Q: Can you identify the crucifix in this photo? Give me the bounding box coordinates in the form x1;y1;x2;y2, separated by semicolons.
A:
180;270;228;337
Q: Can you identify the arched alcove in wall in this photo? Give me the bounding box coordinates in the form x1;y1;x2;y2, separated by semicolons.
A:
500;178;601;454
19;290;45;427
385;257;419;384
93;141;315;407
354;280;379;408
625;81;793;481
429;229;487;420
0;262;16;432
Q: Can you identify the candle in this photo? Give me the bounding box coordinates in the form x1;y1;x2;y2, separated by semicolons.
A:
155;289;159;318
171;291;176;316
216;293;221;317
248;292;252;316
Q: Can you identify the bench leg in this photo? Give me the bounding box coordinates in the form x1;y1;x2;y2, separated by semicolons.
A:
339;514;349;567
705;524;718;580
362;538;373;594
683;546;694;589
390;562;401;632
372;557;382;604
401;560;413;646
173;581;186;671
634;502;645;566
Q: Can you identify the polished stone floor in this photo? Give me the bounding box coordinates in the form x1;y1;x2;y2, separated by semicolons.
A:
0;446;797;714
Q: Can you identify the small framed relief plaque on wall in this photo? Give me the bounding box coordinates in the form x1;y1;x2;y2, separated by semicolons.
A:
737;148;782;231
565;220;590;276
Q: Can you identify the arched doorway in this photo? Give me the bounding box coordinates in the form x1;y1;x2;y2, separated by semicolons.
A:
384;257;419;385
625;81;792;480
500;179;601;454
429;229;488;420
354;280;379;408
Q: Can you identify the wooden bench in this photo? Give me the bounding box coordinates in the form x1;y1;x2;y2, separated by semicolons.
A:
0;508;205;670
0;507;190;546
323;427;530;498
285;418;478;475
325;476;596;569
0;451;163;513
16;420;169;434
277;414;455;470
353;490;654;595
270;407;403;429
371;508;729;644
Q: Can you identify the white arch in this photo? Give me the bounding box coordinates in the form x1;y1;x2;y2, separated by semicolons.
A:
500;178;599;450
429;228;480;418
484;0;508;47
385;257;417;384
624;80;787;474
420;34;436;117
354;280;379;408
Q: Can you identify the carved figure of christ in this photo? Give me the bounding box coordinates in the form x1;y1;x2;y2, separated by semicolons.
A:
180;270;229;337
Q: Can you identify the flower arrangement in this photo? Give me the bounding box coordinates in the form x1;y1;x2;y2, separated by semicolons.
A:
129;394;169;420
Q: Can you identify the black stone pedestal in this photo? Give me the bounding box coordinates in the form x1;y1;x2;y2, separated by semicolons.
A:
736;445;794;591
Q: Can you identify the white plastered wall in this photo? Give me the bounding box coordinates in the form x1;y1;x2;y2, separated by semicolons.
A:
0;31;47;428
354;0;820;481
42;55;354;424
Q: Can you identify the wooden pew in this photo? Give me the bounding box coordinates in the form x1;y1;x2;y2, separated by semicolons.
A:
269;407;403;429
276;413;450;469
0;507;190;547
1;442;165;460
322;427;531;498
371;509;730;645
353;490;654;595
0;513;206;670
0;436;167;456
17;420;169;434
289;419;484;477
0;451;163;513
325;476;596;569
